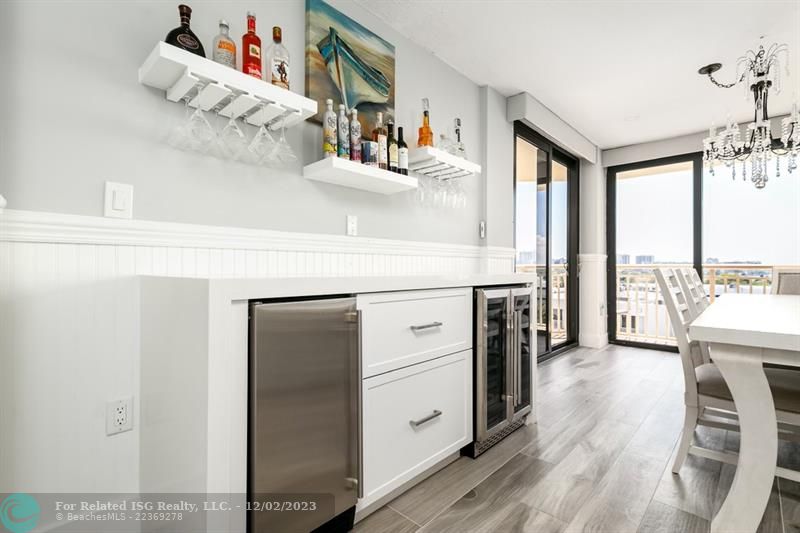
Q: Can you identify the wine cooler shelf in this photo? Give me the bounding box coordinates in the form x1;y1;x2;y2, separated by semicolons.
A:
139;42;317;130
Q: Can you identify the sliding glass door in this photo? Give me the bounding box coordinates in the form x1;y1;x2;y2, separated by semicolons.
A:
606;153;702;349
514;123;579;360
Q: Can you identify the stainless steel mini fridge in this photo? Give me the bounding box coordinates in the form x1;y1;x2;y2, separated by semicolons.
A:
465;286;534;458
249;297;361;533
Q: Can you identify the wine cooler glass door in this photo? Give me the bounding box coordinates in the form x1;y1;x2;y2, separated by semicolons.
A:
512;288;534;417
477;289;511;440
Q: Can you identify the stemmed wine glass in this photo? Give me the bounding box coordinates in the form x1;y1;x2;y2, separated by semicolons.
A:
272;116;298;165
247;101;279;165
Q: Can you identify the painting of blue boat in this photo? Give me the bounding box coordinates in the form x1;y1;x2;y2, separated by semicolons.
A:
306;0;395;137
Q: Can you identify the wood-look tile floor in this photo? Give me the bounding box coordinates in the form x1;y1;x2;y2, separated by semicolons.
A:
353;344;800;532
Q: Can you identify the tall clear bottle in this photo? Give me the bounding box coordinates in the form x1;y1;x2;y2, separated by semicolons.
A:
322;99;337;158
212;19;236;68
266;26;290;90
337;104;350;159
417;98;434;147
372;112;388;170
350;109;362;163
453;118;467;158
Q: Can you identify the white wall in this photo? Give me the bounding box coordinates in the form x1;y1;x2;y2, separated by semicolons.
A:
0;0;482;245
481;86;515;249
0;0;514;496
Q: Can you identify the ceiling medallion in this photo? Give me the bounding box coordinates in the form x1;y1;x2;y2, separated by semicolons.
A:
699;39;797;189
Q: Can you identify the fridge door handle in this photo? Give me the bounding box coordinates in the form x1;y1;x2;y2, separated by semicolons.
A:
514;311;522;405
355;309;364;499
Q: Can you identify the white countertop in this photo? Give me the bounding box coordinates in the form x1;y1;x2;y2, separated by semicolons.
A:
690;293;800;352
144;273;537;301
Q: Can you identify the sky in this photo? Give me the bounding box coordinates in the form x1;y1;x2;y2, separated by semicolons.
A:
516;159;800;266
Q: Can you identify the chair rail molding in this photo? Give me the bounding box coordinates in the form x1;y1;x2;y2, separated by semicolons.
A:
0;209;515;278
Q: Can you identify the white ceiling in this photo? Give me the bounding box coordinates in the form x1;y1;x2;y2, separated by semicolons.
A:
355;0;800;149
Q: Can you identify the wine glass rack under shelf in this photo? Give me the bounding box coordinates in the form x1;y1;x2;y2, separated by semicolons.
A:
138;42;317;130
407;146;481;179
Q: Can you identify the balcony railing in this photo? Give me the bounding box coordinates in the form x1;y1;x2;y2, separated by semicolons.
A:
615;263;797;346
517;262;796;347
516;263;568;342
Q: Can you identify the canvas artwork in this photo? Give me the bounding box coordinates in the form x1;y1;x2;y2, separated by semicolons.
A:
305;0;395;138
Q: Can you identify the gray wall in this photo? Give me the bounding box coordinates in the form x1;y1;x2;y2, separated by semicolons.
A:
0;0;485;245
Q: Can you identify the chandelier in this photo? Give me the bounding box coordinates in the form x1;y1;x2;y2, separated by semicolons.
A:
700;40;799;188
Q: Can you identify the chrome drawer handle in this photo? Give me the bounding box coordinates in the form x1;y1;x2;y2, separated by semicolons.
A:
409;410;442;428
410;321;443;331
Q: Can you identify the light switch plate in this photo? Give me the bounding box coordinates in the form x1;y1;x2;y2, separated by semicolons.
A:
104;182;133;219
346;215;358;236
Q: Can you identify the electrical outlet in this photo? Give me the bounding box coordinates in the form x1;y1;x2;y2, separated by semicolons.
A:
106;397;133;436
346;215;358;236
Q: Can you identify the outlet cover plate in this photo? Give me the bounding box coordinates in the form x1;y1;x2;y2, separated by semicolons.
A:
106;397;133;436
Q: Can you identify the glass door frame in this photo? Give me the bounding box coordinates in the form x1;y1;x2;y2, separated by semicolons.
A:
513;122;580;362
605;151;703;351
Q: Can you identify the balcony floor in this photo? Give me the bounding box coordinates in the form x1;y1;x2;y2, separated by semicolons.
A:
354;344;796;532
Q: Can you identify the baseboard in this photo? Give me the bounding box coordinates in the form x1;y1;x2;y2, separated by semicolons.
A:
579;332;609;349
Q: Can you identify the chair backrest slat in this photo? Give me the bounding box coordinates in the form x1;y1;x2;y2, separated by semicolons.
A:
655;267;701;405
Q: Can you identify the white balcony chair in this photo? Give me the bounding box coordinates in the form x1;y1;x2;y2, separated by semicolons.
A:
772;267;800;295
654;267;800;477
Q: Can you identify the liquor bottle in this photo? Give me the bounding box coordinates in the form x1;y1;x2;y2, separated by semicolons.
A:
387;121;398;172
241;12;262;79
350;109;362;163
212;19;236;68
165;4;205;57
417;98;434;147
454;118;467;158
322;99;337;158
337;104;350;159
372;112;388;170
397;127;409;175
266;26;290;90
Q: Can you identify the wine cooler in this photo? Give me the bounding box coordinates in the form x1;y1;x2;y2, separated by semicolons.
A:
464;285;534;458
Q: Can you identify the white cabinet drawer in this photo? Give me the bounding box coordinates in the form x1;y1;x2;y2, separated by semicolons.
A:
358;288;472;377
361;350;472;508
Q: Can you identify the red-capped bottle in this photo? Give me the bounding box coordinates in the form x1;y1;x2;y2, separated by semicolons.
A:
242;12;262;79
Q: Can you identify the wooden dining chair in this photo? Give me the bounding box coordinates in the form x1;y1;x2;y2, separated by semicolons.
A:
655;267;800;477
772;267;800;295
675;268;711;363
676;268;709;316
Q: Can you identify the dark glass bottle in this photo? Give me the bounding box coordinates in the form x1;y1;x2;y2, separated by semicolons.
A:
387;121;398;173
165;5;206;57
397;127;409;175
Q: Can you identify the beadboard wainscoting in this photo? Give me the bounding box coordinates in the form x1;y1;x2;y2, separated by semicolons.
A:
0;209;513;494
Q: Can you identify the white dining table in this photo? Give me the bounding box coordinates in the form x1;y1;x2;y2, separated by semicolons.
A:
689;293;800;533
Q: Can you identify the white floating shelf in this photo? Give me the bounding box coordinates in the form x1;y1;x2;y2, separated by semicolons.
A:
408;146;481;179
304;158;418;195
138;42;317;130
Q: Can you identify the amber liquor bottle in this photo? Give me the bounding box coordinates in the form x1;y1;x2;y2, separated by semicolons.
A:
417;98;434;147
242;12;262;79
165;4;206;57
